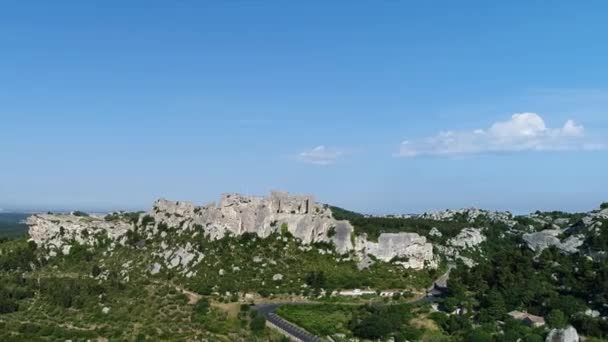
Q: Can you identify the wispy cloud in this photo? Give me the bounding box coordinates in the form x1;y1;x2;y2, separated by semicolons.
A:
297;145;343;165
397;113;603;157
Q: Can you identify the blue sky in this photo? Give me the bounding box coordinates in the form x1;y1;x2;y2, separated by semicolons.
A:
1;1;607;213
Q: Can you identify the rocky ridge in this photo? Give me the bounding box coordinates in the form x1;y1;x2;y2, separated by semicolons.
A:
27;192;440;273
26;192;607;278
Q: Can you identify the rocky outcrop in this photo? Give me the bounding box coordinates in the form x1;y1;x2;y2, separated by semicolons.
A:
26;191;439;271
355;233;437;270
523;230;584;254
149;191;354;254
27;214;132;252
429;227;442;238
448;228;486;249
420;208;516;227
435;228;486;267
545;326;579;342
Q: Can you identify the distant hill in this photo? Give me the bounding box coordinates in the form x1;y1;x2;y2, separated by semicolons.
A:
0;213;29;237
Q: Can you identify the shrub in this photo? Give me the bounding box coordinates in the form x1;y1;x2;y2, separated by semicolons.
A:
280;223;289;235
91;265;101;277
193;298;210;316
141;215;155;226
0;298;19;314
327;226;336;238
250;314;266;333
547;309;567;328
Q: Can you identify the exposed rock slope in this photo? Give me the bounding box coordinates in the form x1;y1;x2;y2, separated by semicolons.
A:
27;191;438;270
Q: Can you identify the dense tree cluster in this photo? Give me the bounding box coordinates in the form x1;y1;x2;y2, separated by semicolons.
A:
436;240;608;339
349;303;421;341
330;206;488;241
0;240;38;271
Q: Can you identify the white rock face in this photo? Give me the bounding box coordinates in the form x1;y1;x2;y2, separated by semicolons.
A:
436;228;486;267
545;326;579;342
356;233;437;270
449;228;486;248
429;227;443;238
27;214;132;252
26;191;439;271
102;307;110;314
421;208;516;226
585;309;600;318
150;191;355;254
272;273;283;281
150;263;161;275
523;230;584;254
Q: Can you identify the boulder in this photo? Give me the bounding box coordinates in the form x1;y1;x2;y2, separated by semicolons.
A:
545;326;579;342
429;227;443;238
356;233;437;270
448;228;486;249
523;230;583;254
150;192;355;254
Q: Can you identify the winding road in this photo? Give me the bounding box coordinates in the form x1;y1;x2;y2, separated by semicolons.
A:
253;266;452;341
254;303;322;342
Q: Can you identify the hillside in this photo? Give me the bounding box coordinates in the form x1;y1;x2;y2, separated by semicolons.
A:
0;193;607;341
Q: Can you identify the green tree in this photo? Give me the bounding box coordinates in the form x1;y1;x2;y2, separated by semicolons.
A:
91;265;101;277
465;330;493;342
485;289;506;319
0;298;19;314
193;298;210;316
547;309;567;328
250;314;266;333
191;298;211;323
280;223;289;235
524;334;544;342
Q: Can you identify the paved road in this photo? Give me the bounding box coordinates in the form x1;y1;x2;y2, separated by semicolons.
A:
254;266;453;341
254;303;322;342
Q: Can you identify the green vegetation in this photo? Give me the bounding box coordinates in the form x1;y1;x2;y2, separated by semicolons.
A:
277;303;424;340
182;231;437;297
4;203;607;340
600;202;608;210
0;238;285;341
330;206;487;242
0;210;440;341
249;311;267;334
532;210;586;222
104;211;142;223
432;241;608;340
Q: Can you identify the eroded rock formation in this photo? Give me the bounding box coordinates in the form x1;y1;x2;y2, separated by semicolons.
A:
355;233;436;270
545;326;579;342
26;191;438;271
523;230;584;254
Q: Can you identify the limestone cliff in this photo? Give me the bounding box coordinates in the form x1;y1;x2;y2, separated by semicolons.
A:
26;191;438;270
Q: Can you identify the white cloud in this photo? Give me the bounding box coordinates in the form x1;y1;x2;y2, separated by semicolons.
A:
398;113;600;157
298;145;342;165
